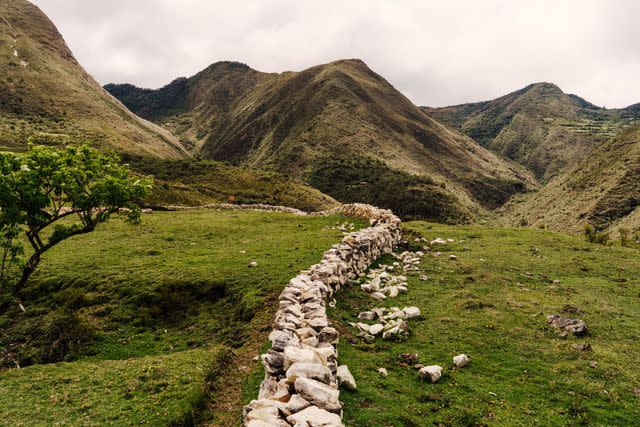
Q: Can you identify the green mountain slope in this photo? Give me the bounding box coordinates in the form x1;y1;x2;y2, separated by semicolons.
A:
423;83;640;181
107;59;537;221
501;122;640;234
0;0;186;157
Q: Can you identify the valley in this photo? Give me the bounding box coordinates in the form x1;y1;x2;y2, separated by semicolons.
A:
1;1;639;426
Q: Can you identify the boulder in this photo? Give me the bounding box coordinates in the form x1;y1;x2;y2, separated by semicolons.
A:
419;365;443;382
336;365;357;390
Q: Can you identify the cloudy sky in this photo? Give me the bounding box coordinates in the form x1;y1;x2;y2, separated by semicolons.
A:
32;0;640;108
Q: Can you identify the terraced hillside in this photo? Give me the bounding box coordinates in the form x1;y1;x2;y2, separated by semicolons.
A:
423;83;640;181
0;0;186;157
501;122;640;234
107;59;537;222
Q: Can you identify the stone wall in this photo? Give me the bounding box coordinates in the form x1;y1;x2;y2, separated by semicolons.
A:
242;204;402;427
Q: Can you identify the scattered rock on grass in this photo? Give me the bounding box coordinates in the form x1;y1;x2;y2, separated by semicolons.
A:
419;365;443;383
336;365;357;390
453;354;470;368
378;367;388;377
546;314;588;337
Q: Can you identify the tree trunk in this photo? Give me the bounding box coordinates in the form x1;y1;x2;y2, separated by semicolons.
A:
13;253;41;296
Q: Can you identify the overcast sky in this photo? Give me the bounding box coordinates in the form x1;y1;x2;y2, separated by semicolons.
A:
31;0;640;108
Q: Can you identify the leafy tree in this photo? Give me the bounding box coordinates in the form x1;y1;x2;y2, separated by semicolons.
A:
0;144;151;310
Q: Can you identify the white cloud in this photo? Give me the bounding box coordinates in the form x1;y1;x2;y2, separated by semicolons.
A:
31;0;640;108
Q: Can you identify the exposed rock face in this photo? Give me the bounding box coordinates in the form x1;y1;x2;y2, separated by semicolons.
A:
243;203;402;426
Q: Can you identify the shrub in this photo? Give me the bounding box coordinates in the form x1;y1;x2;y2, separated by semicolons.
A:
619;227;631;247
583;224;610;245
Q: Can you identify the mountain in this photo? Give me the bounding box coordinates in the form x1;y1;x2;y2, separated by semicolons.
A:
423;83;640;181
501;122;640;234
0;0;186;157
106;59;536;221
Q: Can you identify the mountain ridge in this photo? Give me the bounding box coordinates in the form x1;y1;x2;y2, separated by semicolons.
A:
423;82;640;181
107;58;537;221
0;0;187;157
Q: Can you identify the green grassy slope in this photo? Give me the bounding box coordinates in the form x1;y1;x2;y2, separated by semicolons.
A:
329;222;640;426
0;0;186;157
500;122;640;235
122;154;339;212
423;83;640;182
0;209;363;424
106;59;537;222
0;347;230;426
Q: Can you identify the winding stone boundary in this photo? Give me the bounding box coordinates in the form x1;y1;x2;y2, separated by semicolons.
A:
238;204;402;426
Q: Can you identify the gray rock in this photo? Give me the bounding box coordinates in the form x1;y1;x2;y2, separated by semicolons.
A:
293;377;341;413
546;314;588;336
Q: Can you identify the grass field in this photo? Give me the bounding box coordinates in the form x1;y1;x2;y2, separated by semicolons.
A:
0;209;363;425
330;222;640;426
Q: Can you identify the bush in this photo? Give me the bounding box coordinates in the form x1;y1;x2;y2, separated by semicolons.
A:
583;224;610;245
619;227;631;247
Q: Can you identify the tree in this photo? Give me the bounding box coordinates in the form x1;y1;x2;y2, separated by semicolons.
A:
0;144;151;310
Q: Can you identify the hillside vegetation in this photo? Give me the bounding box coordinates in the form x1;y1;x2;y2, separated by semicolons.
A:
107;59;537;222
328;222;640;426
0;209;363;425
501;122;640;235
424;83;640;181
122;154;338;212
0;0;186;157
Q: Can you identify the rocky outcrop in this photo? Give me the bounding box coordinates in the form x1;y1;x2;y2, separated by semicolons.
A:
243;204;402;426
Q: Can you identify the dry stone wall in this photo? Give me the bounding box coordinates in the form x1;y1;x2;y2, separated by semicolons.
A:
242;204;402;427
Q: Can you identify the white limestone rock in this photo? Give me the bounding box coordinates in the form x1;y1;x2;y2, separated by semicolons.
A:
286;405;343;427
453;354;471;368
293;377;341;413
336;365;357;390
286;363;332;384
419;365;443;383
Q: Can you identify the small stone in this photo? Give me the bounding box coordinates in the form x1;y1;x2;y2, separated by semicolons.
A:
357;311;376;321
449;255;458;261
453;354;470;368
590;361;598;369
419;365;443;382
420;275;429;281
571;343;592;352
337;365;357;390
249;261;258;267
378;367;388;377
